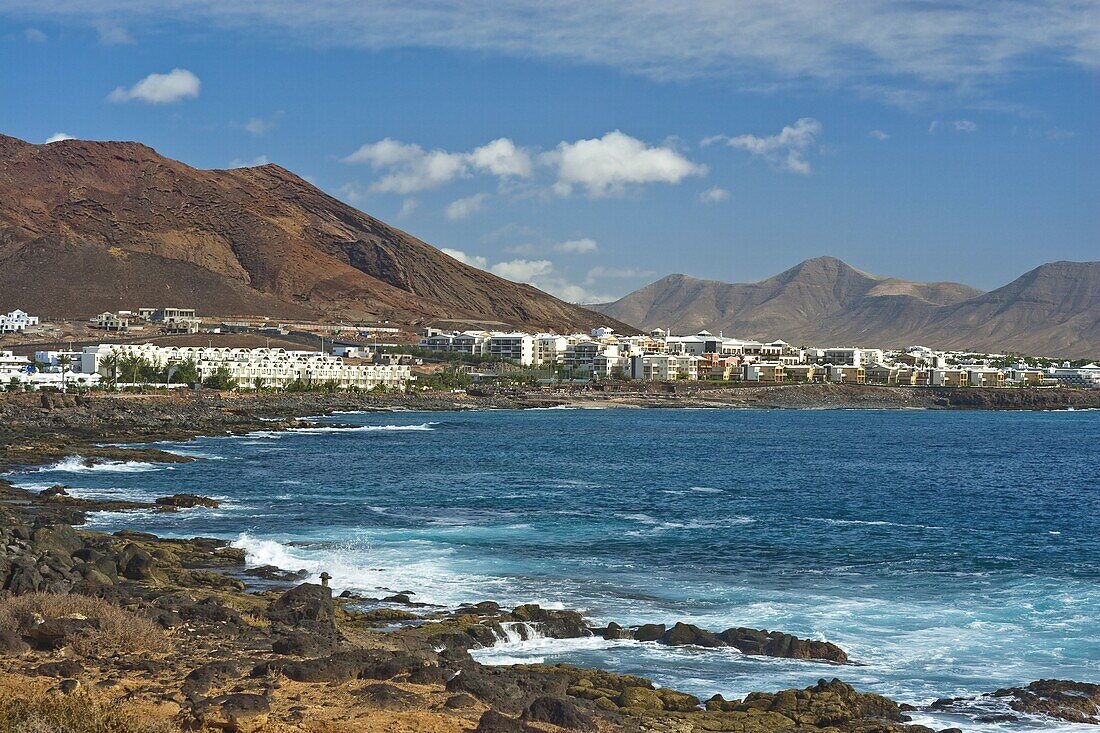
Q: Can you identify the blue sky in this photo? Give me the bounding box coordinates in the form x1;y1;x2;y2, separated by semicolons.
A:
2;1;1097;302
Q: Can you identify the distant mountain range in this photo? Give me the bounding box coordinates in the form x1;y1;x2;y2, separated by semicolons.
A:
0;134;624;333
593;257;1100;357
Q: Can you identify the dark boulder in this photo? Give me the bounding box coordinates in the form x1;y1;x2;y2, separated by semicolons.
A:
352;683;423;710
182;661;240;696
633;623;666;642
446;665;570;713
473;710;539;733
118;543;158;581
731;678;902;726
661;622;726;648
5;559;45;594
521;695;594;729
267;583;335;631
991;680;1100;725
154;494;220;509
192;693;269;732
718;627;848;663
26;617;92;651
407;665;449;685
444;693;477;709
34;659;84;678
32;524;83;555
0;630;30;656
271;631;335;657
508;604;588;639
244;565;309;582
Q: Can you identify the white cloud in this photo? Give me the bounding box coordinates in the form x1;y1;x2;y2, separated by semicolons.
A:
869;129;890;141
468;138;533;177
6;1;1096;100
24;28;46;42
444;193;490;220
489;258;611;303
397;198;419;218
93;20;133;44
706;118;821;175
235;114;280;135
107;68;200;104
441;248;488;269
346;131;699;198
490;258;554;282
543;130;706;197
228;155;270;167
699;186;730;203
44;132;74;144
929;118;979;134
555;238;598;254
344;137;531;194
586;265;652;280
336;182;369;206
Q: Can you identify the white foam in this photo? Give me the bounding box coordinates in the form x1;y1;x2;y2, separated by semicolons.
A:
229;531;492;607
289;422;438;434
32;456;164;473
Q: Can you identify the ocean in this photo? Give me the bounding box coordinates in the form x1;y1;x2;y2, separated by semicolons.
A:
12;408;1100;731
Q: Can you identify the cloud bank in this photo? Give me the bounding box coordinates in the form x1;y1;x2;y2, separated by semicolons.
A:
7;1;1097;98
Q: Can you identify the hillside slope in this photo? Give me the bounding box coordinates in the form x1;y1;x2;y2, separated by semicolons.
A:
594;257;1099;357
0;134;624;332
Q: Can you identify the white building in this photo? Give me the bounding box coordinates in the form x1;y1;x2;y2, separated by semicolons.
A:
1047;363;1100;388
78;344;412;391
629;353;699;381
0;309;39;333
818;348;883;367
533;334;568;367
488;333;535;366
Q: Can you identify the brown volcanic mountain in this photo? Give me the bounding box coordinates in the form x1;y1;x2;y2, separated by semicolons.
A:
0;134;625;332
594;257;1100;357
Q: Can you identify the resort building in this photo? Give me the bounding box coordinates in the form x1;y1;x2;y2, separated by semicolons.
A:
90;312;131;331
78;344;412;390
488;333;535;366
0;309;39;333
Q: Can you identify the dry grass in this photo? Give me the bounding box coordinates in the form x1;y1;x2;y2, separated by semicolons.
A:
0;691;175;733
0;593;170;656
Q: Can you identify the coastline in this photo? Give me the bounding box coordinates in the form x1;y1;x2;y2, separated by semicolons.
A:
0;392;1097;732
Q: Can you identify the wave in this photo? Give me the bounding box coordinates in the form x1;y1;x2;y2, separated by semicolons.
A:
289;422;439;434
804;517;946;531
229;532;491;607
245;422;438;439
31;456;165;474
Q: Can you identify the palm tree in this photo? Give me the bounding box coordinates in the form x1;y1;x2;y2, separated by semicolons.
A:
101;349;122;391
57;353;72;394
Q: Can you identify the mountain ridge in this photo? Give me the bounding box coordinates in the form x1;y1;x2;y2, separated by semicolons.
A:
0;133;629;333
594;257;1099;357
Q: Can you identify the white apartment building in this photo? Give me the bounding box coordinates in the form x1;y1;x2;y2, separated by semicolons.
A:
533;334;568;366
79;344;412;390
816;348;884;367
34;350;83;372
1047;363;1100;388
630;354;699;381
0;309;39;333
488;333;535;366
564;341;620;374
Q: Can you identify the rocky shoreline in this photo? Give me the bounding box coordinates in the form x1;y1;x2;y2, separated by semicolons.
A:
0;392;1097;732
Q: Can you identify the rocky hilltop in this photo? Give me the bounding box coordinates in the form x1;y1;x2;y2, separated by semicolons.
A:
0;134;626;333
594;256;1100;357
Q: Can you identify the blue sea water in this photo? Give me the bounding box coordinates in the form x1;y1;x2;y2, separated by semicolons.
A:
11;408;1100;731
